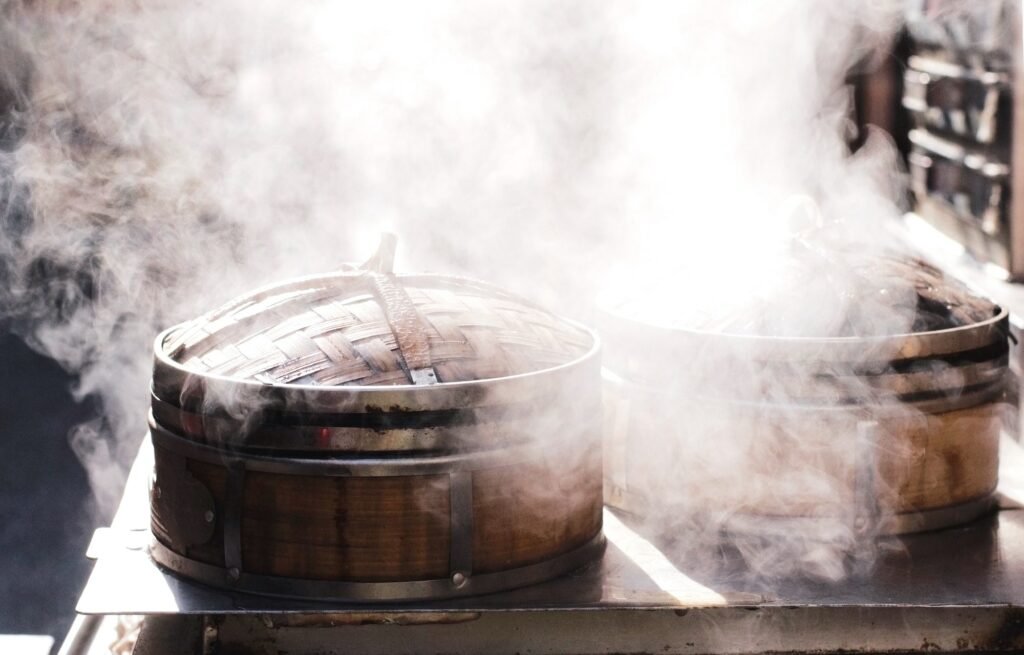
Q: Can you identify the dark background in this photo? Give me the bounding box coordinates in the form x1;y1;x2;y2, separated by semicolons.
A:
0;329;98;641
0;19;99;644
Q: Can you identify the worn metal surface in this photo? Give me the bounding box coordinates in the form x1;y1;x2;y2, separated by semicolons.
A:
209;606;1024;654
127;605;1024;655
130;615;204;655
77;434;1024;652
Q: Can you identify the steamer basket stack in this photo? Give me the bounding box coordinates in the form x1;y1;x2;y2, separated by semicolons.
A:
147;238;604;601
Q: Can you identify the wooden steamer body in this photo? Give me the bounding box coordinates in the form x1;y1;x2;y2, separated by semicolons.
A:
148;249;603;601
601;262;1009;536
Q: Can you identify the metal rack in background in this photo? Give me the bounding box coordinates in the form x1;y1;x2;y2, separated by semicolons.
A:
904;0;1024;278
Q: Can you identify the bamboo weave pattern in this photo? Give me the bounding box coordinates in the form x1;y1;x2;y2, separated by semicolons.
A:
166;280;591;386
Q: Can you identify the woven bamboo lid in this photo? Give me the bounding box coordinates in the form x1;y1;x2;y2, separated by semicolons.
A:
597;252;1007;408
160;235;592;389
599;253;1006;364
606;253;999;340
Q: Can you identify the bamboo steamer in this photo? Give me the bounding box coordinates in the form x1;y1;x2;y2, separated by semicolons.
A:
601;257;1009;536
148;237;604;601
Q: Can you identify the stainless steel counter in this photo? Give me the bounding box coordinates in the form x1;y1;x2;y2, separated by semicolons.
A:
70;431;1024;654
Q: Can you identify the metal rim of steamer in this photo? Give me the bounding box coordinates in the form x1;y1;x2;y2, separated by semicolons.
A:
151;276;601;411
149;272;602;453
150;332;601;453
601;366;1009;416
604;484;997;537
722;493;998;537
149;532;606;603
150;395;561;453
149;421;559;476
597;304;1010;365
148;355;602;454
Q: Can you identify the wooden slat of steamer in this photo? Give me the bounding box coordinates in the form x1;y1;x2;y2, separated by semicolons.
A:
702;402;1002;518
240;472;451;582
473;448;603;574
157;454;603;583
879;403;1002;512
753;403;1003;515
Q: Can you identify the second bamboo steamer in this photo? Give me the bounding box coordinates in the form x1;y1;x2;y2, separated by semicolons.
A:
600;255;1009;536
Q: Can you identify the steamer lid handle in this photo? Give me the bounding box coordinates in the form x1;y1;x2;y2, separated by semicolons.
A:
361;233;439;386
362;233;397;274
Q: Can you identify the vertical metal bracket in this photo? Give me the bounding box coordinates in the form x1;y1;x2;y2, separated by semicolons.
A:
223;461;246;583
852;420;881;537
151;449;216;552
448;471;474;587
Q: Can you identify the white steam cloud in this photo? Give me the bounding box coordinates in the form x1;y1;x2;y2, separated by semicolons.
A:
0;0;942;582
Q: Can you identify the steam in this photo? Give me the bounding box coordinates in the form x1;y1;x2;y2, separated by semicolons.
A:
0;0;949;583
